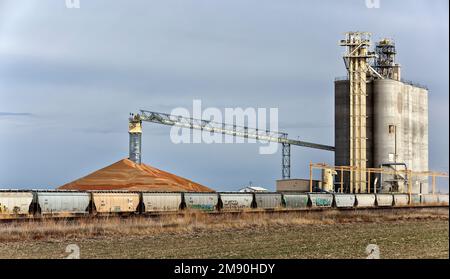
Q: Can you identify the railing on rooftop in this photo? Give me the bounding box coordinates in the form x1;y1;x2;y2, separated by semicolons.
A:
333;76;428;90
400;79;429;90
334;76;348;82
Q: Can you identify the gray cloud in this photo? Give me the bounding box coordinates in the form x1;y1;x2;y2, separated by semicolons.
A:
0;112;33;116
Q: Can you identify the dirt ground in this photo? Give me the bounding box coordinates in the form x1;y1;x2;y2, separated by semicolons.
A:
0;209;448;259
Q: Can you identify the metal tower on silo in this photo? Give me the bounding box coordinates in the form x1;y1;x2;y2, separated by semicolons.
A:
340;32;375;193
374;39;401;81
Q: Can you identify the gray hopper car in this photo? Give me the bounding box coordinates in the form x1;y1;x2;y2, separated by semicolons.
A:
0;190;447;219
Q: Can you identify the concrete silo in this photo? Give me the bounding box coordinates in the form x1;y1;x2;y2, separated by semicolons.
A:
372;79;428;193
335;34;429;194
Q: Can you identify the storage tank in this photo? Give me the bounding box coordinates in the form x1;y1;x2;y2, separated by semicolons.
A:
322;168;337;192
415;83;429;193
335;79;351;169
373;79;428;193
335;79;374;191
373;79;403;192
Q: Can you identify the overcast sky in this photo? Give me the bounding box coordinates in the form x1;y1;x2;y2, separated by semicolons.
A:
0;0;448;191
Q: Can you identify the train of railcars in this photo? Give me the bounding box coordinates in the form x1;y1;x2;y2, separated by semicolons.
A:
0;190;448;219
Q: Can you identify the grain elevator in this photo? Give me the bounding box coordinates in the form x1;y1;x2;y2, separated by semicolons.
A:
335;32;429;194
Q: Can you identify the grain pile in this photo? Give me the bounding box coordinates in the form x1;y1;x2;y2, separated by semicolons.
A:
58;158;214;192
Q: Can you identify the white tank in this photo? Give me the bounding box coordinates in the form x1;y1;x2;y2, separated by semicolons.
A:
373;79;428;193
322;168;337;192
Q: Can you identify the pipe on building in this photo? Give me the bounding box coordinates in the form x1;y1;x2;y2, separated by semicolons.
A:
129;133;142;164
129;114;143;164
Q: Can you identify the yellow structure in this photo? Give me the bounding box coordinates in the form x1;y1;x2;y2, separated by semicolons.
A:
340;32;375;193
128;115;142;133
309;162;448;200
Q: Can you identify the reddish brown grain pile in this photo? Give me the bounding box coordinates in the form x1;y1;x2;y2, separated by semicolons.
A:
58;158;214;192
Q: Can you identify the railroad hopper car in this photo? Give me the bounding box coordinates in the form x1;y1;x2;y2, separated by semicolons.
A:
308;193;334;208
376;194;394;207
283;193;309;209
254;193;283;210
354;194;377;208
394;194;410;206
0;190;448;219
141;192;182;213
91;192;140;215
219;193;253;211
183;193;219;212
34;191;90;216
0;191;33;218
333;194;356;208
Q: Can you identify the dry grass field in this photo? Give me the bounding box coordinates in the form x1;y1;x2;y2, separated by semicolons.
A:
0;208;448;259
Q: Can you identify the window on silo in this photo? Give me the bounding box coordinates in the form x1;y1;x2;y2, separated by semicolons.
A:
389;125;396;134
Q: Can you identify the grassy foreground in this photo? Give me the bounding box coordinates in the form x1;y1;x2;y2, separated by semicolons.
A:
0;208;448;259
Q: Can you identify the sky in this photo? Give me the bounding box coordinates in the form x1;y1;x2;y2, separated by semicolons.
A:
0;0;448;192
